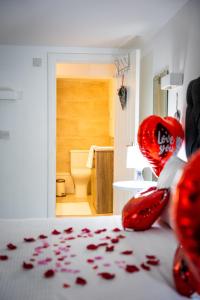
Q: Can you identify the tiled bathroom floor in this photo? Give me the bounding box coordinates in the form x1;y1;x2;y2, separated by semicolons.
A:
56;194;95;217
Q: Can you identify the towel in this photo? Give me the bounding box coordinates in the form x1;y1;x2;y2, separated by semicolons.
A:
86;145;114;168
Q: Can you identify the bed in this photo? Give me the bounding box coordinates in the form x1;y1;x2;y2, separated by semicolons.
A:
1;215;198;300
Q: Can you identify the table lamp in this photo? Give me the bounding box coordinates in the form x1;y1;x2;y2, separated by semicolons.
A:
126;144;149;180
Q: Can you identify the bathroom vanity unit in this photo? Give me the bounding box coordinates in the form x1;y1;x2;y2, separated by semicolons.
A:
91;148;114;214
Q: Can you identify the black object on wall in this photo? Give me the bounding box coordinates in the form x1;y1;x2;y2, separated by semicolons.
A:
185;77;200;158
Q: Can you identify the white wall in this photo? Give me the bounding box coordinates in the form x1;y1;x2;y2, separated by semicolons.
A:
140;0;200;126
0;46;48;218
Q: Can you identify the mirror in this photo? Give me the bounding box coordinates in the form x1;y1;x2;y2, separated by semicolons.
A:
153;70;168;117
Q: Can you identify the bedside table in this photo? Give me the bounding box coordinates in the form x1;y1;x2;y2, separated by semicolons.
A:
113;180;157;214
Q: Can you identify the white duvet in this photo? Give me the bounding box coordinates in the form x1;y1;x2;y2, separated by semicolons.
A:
0;216;199;300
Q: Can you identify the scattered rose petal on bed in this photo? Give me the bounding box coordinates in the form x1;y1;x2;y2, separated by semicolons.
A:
51;229;61;235
111;238;119;244
101;236;111;241
82;228;91;233
98;272;115;280
146;255;157;260
146;259;160;266
94;256;103;261
54;250;61;255
38;234;48;239
140;263;151;271
7;243;17;250
87;259;94;264
75;277;87;286
66;237;75;241
120;250;133;255
42;242;50;248
70;254;76;258
87;244;98;250
23;262;34;270
38;258;52;266
125;265;140;273
112;228;121;232
117;234;126;239
106;245;114;252
94;229;107;234
63;283;71;289
58;257;65;261
64;227;73;234
64;262;71;266
93;265;98;270
0;255;8;261
103;263;111;267
44;269;55;278
24;237;36;243
97;243;108;248
30;258;35;262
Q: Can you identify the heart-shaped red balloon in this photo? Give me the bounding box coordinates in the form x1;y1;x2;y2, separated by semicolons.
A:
173;245;196;297
138;116;184;177
173;150;200;294
122;188;169;231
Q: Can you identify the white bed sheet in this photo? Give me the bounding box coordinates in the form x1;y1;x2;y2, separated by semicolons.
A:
0;216;199;300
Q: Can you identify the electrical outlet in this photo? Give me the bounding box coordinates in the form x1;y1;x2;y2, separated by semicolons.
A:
0;130;10;140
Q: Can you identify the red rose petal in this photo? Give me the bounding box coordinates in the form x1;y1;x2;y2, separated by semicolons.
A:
94;229;107;234
64;227;73;234
120;250;133;255
98;272;115;280
93;265;98;270
141;263;151;271
146;259;160;266
76;277;87;285
24;237;35;242
97;243;108;247
117;234;126;239
63;283;71;288
112;228;121;232
51;229;61;235
125;265;140;273
87;259;94;264
66;237;75;240
82;228;91;233
7;243;17;250
146;255;156;260
111;238;119;244
87;244;98;250
23;262;34;270
44;269;55;278
106;245;114;252
38;234;48;239
0;255;8;261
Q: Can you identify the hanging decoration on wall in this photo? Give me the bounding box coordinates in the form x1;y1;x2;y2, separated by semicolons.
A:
137;115;184;176
173;149;200;295
118;74;127;110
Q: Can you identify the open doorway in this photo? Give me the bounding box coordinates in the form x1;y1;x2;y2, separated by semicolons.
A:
55;63;116;217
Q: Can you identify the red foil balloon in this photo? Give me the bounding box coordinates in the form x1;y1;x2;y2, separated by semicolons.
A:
173;245;196;297
122;188;169;231
173;150;200;294
138;116;184;177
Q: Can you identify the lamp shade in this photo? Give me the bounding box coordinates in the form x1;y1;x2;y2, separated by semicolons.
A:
126;145;149;170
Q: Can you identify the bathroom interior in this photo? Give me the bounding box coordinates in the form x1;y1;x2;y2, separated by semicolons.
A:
56;63;116;217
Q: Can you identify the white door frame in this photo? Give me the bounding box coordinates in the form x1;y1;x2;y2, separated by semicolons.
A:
47;49;125;217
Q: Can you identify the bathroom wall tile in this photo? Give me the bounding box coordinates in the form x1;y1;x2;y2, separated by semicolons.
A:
56;78;113;173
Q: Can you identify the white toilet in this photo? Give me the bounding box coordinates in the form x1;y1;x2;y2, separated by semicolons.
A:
70;150;91;198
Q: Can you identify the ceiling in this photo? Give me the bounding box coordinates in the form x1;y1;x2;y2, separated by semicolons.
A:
0;0;188;48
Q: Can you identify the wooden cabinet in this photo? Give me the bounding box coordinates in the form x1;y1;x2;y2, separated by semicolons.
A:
91;149;114;214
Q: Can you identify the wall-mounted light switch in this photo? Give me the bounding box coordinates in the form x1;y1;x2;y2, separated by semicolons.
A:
0;130;10;140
